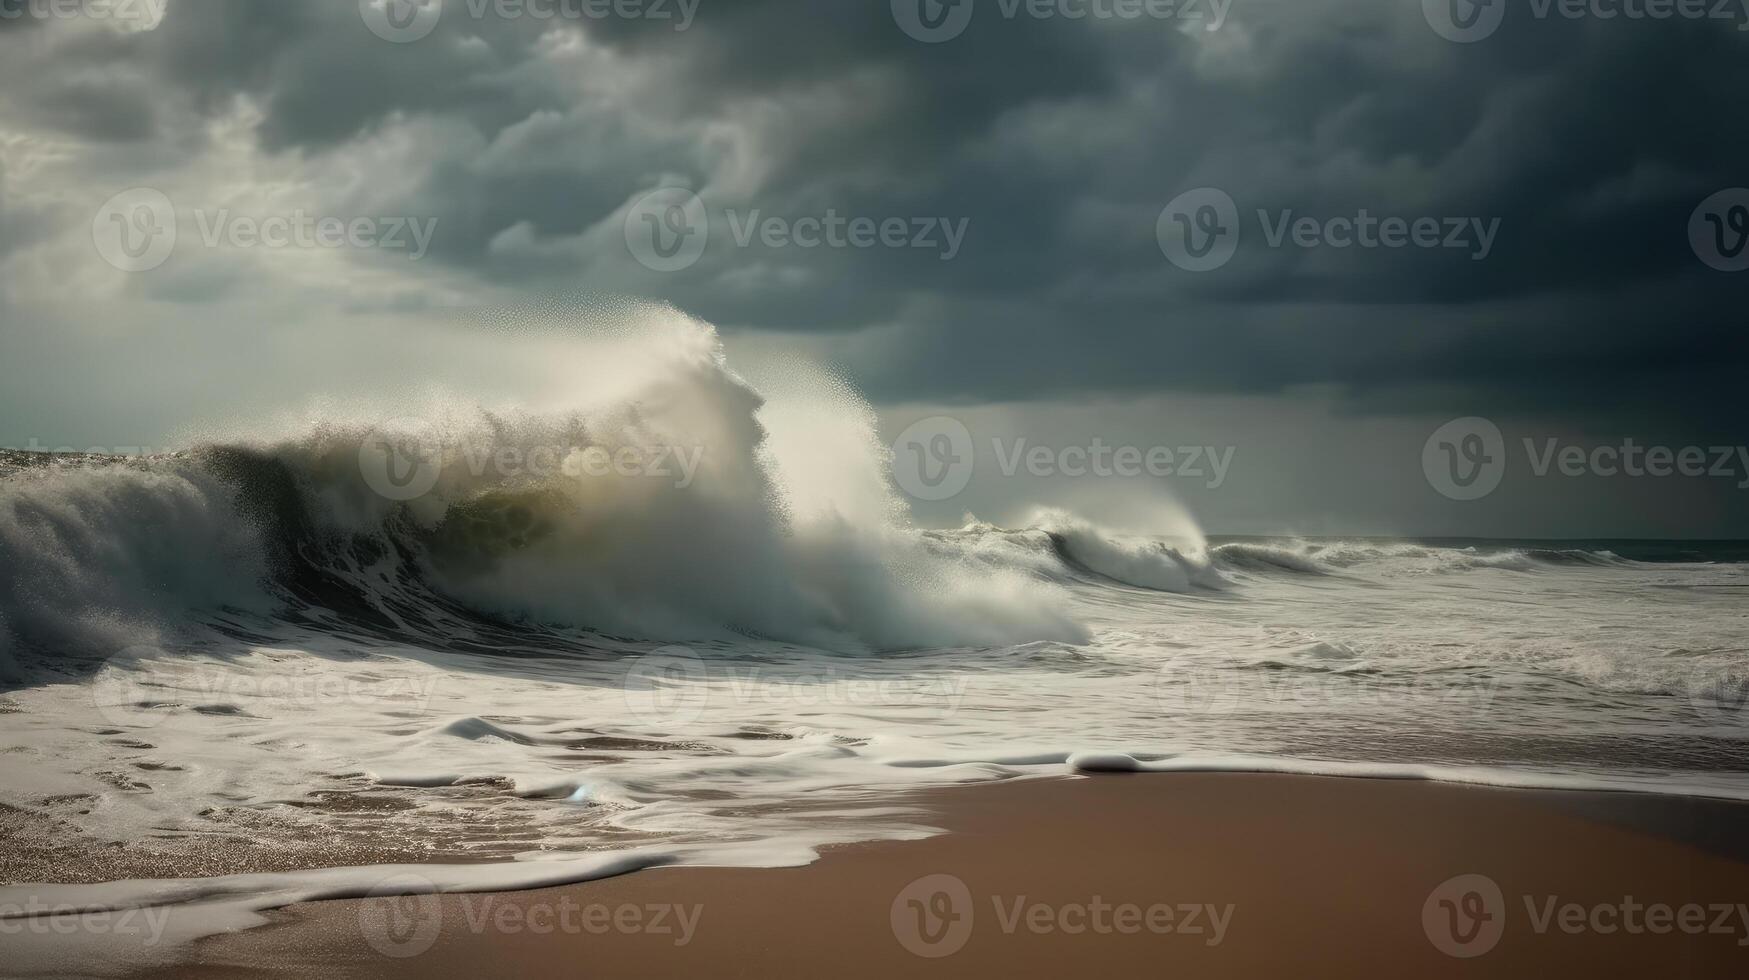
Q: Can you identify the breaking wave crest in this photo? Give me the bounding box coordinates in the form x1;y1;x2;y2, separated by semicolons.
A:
0;307;1689;679
1028;508;1227;592
0;312;1097;673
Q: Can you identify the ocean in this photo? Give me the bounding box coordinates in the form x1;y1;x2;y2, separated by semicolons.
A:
0;319;1744;965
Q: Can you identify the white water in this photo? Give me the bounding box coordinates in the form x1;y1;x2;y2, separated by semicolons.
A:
0;307;1745;975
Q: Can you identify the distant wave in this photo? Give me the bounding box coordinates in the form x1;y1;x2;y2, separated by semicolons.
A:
1522;548;1634;567
1029;509;1227;593
1209;542;1331;576
1207;539;1641;578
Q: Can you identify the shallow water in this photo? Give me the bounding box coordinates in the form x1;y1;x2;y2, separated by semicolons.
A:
4;534;1745;888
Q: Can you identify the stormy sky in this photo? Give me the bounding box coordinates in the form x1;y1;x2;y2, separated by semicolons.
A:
1;0;1745;537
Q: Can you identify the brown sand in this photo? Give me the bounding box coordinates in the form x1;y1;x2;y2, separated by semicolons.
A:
141;773;1749;978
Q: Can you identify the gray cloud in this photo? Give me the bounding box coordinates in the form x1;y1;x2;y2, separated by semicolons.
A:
1;0;1744;533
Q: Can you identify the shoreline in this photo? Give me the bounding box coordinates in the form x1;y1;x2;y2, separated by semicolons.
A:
119;771;1749;979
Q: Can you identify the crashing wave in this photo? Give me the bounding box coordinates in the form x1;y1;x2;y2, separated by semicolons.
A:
0;311;1092;672
1027;508;1227;593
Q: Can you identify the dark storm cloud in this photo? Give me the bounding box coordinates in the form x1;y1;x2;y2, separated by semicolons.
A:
3;0;1744;429
29;77;157;141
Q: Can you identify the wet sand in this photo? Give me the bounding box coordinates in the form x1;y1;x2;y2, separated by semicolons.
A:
139;773;1749;978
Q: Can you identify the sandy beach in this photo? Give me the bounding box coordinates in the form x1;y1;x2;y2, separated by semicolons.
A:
125;772;1749;979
